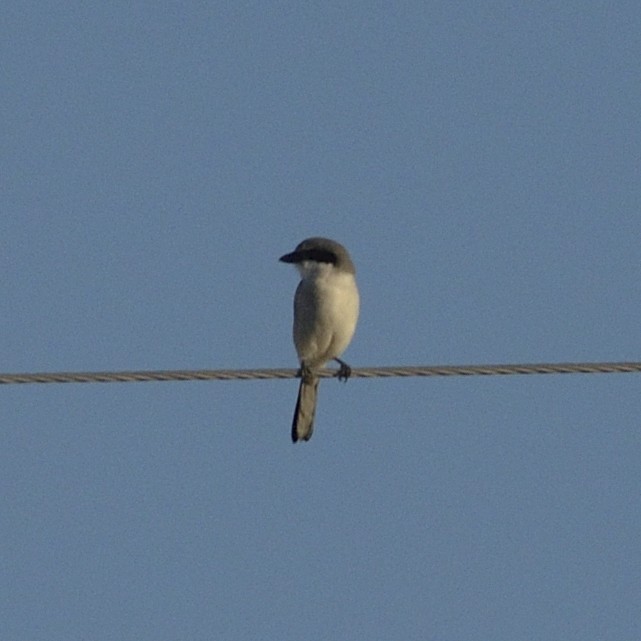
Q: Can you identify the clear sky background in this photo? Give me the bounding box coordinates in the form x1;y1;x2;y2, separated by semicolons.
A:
2;2;640;640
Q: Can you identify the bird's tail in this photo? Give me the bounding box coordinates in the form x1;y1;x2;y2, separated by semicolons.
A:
292;376;319;442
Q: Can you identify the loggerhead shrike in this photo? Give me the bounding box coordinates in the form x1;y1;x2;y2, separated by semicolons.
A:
280;237;360;442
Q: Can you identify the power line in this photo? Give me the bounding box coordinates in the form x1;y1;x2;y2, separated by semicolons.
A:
0;361;640;386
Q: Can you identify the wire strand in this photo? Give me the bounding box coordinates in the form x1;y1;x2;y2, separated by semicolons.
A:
0;361;640;385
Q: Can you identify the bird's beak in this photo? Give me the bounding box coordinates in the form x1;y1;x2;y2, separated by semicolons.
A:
279;251;298;263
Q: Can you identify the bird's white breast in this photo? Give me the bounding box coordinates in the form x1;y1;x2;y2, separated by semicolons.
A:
293;263;359;368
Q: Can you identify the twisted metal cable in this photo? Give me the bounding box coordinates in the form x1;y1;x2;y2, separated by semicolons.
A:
0;361;640;386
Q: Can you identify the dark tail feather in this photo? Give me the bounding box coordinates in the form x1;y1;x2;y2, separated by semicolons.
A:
292;377;319;442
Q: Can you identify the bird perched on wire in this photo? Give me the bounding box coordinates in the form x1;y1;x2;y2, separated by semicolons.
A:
280;237;360;442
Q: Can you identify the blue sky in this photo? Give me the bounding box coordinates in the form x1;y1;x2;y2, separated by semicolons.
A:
2;2;640;639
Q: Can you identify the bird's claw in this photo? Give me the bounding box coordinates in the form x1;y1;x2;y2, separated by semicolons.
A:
334;358;352;382
298;363;316;384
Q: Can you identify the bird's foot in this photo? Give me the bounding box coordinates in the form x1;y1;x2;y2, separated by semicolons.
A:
297;363;316;384
334;358;352;382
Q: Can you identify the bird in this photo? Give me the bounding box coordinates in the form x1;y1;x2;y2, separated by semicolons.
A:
280;237;360;442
